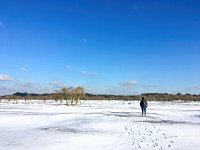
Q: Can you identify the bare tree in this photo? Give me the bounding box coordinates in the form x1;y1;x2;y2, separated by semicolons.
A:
72;86;85;105
60;87;73;105
60;86;85;106
52;93;62;104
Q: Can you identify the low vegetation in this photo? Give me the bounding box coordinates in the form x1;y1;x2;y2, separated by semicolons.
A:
0;88;200;103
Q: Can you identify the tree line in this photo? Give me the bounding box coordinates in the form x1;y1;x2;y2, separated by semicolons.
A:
0;87;200;104
84;93;200;101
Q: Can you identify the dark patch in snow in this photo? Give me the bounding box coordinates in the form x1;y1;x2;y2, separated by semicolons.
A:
193;115;200;118
133;119;200;126
39;127;105;134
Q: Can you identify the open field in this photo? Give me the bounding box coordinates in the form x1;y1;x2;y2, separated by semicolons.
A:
0;100;200;150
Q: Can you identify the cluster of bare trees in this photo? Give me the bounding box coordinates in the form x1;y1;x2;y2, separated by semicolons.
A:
0;86;85;106
53;86;85;105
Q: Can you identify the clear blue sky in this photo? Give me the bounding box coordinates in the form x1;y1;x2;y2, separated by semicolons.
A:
0;0;200;95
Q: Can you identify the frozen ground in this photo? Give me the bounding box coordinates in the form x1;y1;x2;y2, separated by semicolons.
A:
0;100;200;150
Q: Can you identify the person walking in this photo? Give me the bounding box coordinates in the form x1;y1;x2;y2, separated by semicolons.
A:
140;97;148;116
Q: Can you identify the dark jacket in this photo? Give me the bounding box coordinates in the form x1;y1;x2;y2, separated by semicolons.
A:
140;99;148;107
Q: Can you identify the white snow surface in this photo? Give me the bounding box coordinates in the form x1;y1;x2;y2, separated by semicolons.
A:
0;100;200;150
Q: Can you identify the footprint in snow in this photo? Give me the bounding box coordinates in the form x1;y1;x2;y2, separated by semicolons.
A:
126;123;175;150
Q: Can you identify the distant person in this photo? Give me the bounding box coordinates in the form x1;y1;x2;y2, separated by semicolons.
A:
140;97;148;116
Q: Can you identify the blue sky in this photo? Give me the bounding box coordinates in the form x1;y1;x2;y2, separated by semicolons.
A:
0;0;200;95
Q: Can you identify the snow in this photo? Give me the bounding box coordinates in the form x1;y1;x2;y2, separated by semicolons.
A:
0;100;200;150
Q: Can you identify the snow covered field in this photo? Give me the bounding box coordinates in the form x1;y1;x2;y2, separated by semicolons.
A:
0;100;200;150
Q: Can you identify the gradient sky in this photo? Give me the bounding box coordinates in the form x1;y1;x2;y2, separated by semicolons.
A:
0;0;200;95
